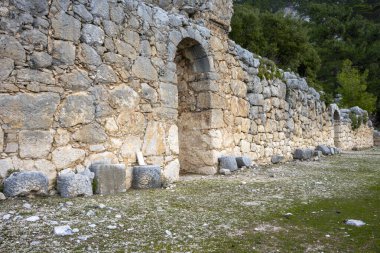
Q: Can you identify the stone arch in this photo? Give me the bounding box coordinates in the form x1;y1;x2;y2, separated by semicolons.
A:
173;37;220;175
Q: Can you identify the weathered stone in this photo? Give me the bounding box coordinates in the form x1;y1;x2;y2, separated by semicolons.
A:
117;111;146;135
19;130;53;159
121;136;142;163
159;83;178;108
72;123;107;144
81;24;105;46
52;11;81;42
0;58;14;80
30;52;52;68
163;159;180;182
0;128;3;153
17;69;55;84
90;0;109;19
313;150;322;158
90;164;126;195
5;143;18;153
57;171;93;198
247;93;264;106
293;149;313;160
168;125;179;154
109;85;139;109
271;155;284;164
219;168;231;175
236;156;252;168
58;93;95;127
78;44;102;66
141;83;158;103
96;64;118;84
0;158;13;180
219;156;238;172
52;146;86;169
12;0;49;16
0;93;60;129
3;171;48;197
22;29;48;48
60;70;92;91
33;160;57;189
114;39;136;58
103;20;119;37
142;121;166;156
316;145;331;156
73;4;93;22
132;165;161;189
132;57;158;81
52;40;76;65
86;152;118;166
110;5;124;24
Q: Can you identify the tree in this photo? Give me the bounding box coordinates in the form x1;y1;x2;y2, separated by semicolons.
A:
337;59;376;112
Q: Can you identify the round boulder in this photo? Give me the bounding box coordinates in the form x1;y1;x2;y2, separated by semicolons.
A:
3;171;48;197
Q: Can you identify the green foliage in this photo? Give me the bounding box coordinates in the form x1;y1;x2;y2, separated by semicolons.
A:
7;168;20;177
230;4;320;84
257;58;283;80
337;59;376;113
349;111;362;130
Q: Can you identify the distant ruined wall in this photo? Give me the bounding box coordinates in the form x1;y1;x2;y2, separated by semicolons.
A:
0;0;374;189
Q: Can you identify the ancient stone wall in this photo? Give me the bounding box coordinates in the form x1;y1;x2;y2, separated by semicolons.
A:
0;0;374;188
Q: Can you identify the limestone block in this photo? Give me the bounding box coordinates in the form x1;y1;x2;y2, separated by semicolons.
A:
58;93;95;127
57;171;93;198
141;83;158;103
4;171;48;197
90;0;109;19
52;40;76;65
78;43;102;66
72;123;107;144
120;136;142;163
110;5;124;24
0;58;14;80
271;155;284;164
52;146;86;170
19;130;53;159
231;97;250;117
159;82;178;108
21;29;48;48
132;57;158;81
5;142;18;153
52;11;81;42
90;164;127;194
95;64;118;84
230;80;247;98
142;121;166;156
85;152;118;166
219;156;238;172
167;125;179;154
293;149;313;160
73;4;93;22
197;92;226;109
240;140;251;153
247;94;264;106
115;39;136;58
60;70;92;91
236;156;252;168
0;158;13;180
103;20;119;37
315;145;331;155
33;160;57;189
54;128;70;146
12;0;49;16
117;111;145;135
163;159;180;182
17;69;55;85
109;85;139;110
30;52;52;68
124;30;140;49
132;165;161;189
0;93;60;129
81;24;105;45
0;127;3;153
180;110;224;130
0;35;26;64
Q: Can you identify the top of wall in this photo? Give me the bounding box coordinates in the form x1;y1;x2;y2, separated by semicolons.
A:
141;0;234;31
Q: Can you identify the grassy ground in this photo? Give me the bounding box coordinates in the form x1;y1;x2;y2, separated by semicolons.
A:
0;148;379;252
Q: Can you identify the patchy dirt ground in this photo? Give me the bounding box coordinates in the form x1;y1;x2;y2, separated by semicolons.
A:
1;148;379;252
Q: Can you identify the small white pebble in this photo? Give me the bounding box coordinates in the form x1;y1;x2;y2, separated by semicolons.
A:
26;216;40;222
89;224;96;228
165;230;172;237
23;203;32;209
72;228;79;233
107;225;117;230
98;204;106;209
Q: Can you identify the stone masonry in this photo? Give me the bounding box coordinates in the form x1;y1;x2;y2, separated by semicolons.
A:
0;0;374;188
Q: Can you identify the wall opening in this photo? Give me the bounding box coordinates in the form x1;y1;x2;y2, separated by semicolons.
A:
174;38;217;175
333;110;341;147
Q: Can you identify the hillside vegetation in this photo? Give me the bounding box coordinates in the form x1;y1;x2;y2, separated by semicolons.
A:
230;0;380;124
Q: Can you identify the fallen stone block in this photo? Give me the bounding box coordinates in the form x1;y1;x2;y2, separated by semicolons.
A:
132;165;161;189
57;171;93;198
271;155;284;164
293;149;313;160
218;156;238;171
316;145;331;156
219;168;231;175
90;164;126;195
236;156;252;168
3;171;48;197
313;150;322;158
